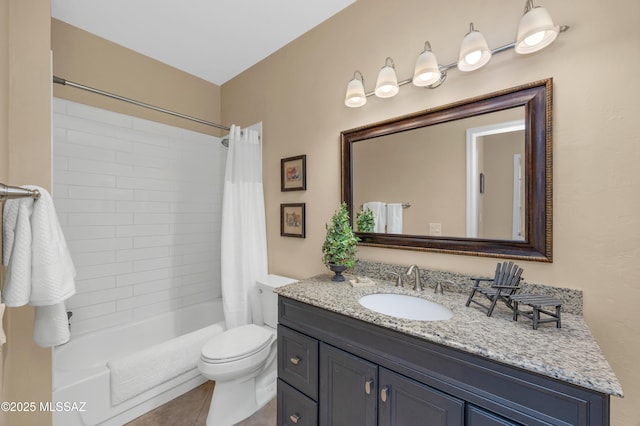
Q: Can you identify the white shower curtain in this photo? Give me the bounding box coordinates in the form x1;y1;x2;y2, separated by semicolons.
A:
220;125;268;329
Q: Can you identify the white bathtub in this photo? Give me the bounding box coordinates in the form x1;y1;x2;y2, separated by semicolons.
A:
53;300;225;426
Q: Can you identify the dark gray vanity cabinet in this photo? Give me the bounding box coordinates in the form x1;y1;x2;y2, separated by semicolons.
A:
277;296;611;426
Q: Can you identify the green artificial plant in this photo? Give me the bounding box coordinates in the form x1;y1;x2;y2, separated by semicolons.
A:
322;202;359;269
356;207;375;233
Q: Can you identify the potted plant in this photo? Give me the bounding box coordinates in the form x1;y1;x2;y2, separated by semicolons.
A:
322;202;359;282
356;207;375;233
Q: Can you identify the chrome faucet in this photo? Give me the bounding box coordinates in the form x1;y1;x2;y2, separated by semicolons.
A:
405;264;422;291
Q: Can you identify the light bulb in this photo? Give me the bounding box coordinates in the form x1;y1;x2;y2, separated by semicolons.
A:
465;50;482;65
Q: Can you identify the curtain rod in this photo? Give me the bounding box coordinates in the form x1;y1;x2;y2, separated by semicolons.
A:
52;76;230;132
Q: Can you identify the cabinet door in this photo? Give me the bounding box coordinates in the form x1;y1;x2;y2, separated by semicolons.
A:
319;343;377;426
378;368;464;426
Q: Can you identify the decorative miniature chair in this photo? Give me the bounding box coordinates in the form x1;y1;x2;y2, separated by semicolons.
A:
465;261;523;317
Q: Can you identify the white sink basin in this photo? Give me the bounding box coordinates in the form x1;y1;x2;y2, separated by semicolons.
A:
358;293;453;321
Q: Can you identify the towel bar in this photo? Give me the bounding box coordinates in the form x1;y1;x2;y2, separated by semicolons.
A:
0;183;40;202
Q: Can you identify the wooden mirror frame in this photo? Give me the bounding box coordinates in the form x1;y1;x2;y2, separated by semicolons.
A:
341;79;552;262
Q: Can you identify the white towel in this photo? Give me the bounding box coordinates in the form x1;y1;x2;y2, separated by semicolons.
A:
363;202;386;233
108;323;224;405
2;196;34;306
386;203;403;234
2;186;76;347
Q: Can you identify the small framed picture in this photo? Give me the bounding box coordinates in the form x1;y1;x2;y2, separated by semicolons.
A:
281;155;306;191
280;203;306;238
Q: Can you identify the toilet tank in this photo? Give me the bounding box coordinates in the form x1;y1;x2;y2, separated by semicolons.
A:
256;274;297;328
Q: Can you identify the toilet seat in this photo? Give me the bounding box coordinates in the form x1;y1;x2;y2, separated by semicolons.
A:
201;324;274;364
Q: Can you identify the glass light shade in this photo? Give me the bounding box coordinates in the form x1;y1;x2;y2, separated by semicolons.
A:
374;64;399;98
344;76;367;108
413;46;441;87
515;6;559;54
457;24;492;72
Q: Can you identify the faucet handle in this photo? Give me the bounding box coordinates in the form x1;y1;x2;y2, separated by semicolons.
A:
389;272;403;287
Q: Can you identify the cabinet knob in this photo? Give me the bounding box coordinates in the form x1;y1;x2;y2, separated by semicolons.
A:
380;386;389;403
290;356;302;366
364;379;374;395
289;413;301;424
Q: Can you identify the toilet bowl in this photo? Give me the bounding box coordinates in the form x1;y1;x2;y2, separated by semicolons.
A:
198;274;297;426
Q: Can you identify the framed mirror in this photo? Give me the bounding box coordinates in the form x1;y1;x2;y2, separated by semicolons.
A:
341;79;552;262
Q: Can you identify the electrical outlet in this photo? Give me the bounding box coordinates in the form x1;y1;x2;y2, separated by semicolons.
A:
429;223;442;236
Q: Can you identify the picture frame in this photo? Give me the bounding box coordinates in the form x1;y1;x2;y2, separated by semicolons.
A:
280;203;306;238
281;155;306;191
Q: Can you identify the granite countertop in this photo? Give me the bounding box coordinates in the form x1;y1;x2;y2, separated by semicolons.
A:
275;274;623;398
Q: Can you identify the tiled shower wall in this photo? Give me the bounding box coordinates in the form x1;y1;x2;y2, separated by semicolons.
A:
52;98;225;336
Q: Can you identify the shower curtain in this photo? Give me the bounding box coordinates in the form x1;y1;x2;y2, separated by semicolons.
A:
220;125;268;329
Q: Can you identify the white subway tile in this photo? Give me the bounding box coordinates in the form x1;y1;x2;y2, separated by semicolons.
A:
75;262;133;281
116;151;169;168
55;170;116;188
74;276;116;293
67;238;133;253
63;225;115;241
132;235;173;249
68;157;134;176
68;186;134;201
53;98;224;335
55;198;116;214
116;268;170;287
67;286;133;309
53;113;116;138
116;127;170;147
132;298;183;321
66;100;134;129
72;250;117;267
134;189;179;202
133;256;181;272
68;213;133;226
116;246;170;262
116;224;170;237
54;141;116;162
133;277;181;296
116;200;170;213
68;301;116;322
67;129;133;152
116;288;181;311
133;213;176;225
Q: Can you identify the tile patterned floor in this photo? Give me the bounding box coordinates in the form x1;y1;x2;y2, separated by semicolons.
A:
125;381;277;426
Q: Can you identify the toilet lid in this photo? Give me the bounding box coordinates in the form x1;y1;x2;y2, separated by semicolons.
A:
201;324;274;363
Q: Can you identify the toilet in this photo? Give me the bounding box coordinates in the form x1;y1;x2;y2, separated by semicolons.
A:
198;274;296;426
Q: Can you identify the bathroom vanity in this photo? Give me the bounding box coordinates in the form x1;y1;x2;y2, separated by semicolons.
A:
275;275;622;426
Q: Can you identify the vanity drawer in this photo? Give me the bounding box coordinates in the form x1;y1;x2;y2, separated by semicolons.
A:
278;379;318;426
278;324;319;400
467;405;520;425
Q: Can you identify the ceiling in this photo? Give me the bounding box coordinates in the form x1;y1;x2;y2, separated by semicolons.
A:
51;0;356;86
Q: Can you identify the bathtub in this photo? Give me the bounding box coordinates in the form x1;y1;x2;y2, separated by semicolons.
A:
53;300;225;426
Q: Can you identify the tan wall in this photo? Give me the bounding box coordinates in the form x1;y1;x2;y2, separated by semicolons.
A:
221;0;640;423
51;19;222;137
0;0;8;423
1;0;53;425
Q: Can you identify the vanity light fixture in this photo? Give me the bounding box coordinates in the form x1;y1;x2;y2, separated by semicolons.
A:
457;23;492;72
515;0;559;54
343;0;568;108
412;42;442;87
345;71;367;107
374;57;399;98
